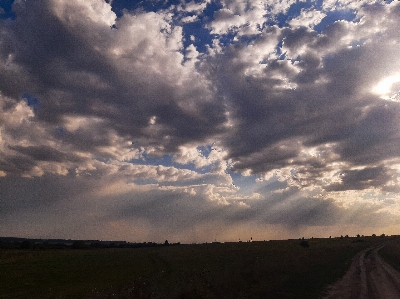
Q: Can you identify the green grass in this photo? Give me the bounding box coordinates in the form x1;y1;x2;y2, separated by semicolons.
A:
0;238;380;299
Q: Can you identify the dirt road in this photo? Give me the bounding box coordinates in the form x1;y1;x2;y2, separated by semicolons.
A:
323;243;400;299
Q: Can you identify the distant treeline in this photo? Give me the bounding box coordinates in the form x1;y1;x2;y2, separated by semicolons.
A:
0;237;180;250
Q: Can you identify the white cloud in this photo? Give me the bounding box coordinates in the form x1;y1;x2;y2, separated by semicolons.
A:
209;8;246;34
289;9;326;28
181;15;199;23
185;44;199;61
177;0;210;13
52;0;116;27
372;73;400;101
322;0;379;11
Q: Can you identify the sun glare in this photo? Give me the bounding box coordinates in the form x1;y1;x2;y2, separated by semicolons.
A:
372;73;400;100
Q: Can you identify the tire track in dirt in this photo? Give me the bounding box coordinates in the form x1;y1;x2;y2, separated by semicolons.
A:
323;243;400;299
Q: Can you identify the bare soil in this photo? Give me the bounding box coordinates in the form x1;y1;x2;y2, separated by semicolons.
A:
323;243;400;299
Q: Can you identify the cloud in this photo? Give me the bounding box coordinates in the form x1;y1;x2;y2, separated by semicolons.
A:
206;2;400;194
1;0;400;241
325;166;393;192
208;0;268;35
289;9;326;28
2;171;396;243
177;0;210;14
1;0;228;155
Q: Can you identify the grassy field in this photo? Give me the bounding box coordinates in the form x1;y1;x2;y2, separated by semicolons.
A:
379;237;400;272
0;237;383;299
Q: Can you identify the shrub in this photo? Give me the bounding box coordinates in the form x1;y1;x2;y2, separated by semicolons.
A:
71;241;88;249
20;240;32;249
300;240;310;248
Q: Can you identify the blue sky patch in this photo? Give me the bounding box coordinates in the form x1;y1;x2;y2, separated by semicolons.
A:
22;93;39;109
0;0;16;20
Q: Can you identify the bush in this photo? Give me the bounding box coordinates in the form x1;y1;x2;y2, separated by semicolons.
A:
20;240;32;249
71;241;88;249
300;240;310;248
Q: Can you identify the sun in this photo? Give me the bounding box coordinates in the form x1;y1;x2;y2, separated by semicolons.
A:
372;73;400;100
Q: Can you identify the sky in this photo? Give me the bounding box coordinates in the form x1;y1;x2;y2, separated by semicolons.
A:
1;0;400;243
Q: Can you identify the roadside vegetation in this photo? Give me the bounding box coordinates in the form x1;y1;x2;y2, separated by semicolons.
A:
379;236;400;272
0;237;387;299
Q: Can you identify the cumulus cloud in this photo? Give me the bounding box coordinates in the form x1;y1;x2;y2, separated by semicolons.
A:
1;0;400;242
1;0;227;154
289;9;326;28
207;2;400;191
177;0;210;14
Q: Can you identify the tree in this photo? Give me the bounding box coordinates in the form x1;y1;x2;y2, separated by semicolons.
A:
20;240;32;249
164;240;169;246
71;241;87;249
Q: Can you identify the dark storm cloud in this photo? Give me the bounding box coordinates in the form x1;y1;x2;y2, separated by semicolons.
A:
230;142;300;173
246;185;397;230
91;185;331;234
9;145;80;162
325;166;392;192
1;172;395;242
0;174;69;206
109;188;227;231
0;154;37;174
261;197;341;228
110;182;396;234
333;103;400;165
222;186;341;228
